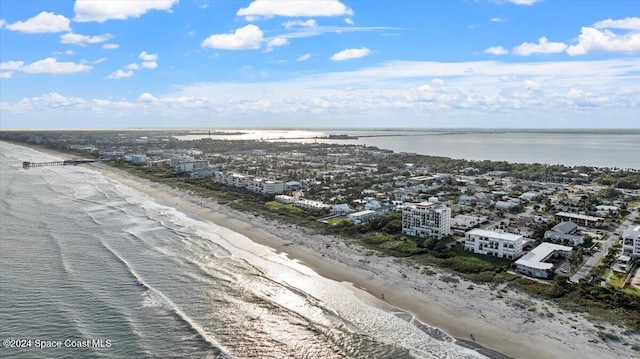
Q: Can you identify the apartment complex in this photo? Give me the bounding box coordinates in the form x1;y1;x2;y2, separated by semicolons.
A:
515;243;573;278
622;225;640;258
464;229;523;260
215;171;284;195
401;202;451;239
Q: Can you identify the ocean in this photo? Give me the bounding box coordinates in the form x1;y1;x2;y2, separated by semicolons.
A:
176;129;640;169
0;141;485;359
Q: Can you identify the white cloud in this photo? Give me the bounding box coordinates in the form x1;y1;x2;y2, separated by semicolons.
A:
432;78;445;85
331;47;371;61
61;33;113;46
139;93;157;102
593;17;640;30
74;0;179;23
94;57;107;64
0;61;24;71
297;53;312;61
0;19;5;28
139;51;158;62
102;43;119;49
125;63;140;70
566;27;640;56
4;59;639;128
484;46;509;55
107;69;134;79
345;17;354;25
490;17;506;22
141;61;158;69
522;79;541;90
504;0;542;5
237;0;353;20
282;19;317;28
265;37;289;52
2;58;92;74
0;72;13;79
512;37;567;56
5;11;71;33
201;24;264;50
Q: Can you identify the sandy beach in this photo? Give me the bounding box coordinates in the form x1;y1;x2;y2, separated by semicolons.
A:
73;161;638;359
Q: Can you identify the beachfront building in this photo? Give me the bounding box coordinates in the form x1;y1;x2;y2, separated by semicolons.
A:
215;172;249;188
515;243;573;278
555;212;604;228
131;154;147;165
622;225;640;258
544;221;584;247
275;195;295;204
464;229;523;260
348;210;378;224
176;160;209;173
246;178;285;195
295;199;331;211
401;202;451;239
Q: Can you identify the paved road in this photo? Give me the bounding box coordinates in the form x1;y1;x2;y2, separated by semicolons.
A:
570;210;638;283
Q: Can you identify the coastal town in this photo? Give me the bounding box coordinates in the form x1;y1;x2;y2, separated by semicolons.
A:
3;130;640;345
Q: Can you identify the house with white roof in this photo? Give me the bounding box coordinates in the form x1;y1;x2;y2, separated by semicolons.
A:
515;243;573;278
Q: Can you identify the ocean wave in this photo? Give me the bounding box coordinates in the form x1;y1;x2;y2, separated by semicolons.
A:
99;240;230;357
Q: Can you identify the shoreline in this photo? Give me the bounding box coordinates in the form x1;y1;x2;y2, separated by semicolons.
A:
12;141;639;359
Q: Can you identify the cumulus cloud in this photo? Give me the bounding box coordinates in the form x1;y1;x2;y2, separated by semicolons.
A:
139;92;157;102
139;51;158;62
490;17;506;22
4;11;71;33
484;46;509;55
566;27;640;56
202;24;264;50
1;58;92;74
237;0;353;20
297;53;312;61
282;19;317;28
61;33;113;46
512;37;567;55
593;17;640;30
4;59;639;127
345;17;354;25
102;43;119;49
265;37;289;52
107;69;134;79
74;0;179;22
125;63;140;70
0;72;13;79
330;47;371;61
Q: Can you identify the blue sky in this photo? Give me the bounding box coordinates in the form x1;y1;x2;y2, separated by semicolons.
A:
0;0;639;129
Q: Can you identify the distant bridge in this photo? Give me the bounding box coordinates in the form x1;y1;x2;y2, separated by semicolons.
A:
22;159;103;169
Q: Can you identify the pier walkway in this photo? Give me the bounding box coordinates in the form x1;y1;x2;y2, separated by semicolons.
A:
23;159;103;168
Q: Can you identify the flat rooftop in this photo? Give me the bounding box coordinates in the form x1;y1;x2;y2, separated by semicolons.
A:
515;242;573;270
555;212;603;222
466;229;523;242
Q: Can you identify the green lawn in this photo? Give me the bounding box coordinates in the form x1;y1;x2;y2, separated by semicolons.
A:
452;247;513;268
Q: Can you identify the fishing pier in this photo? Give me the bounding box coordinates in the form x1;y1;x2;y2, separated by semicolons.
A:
22;159;103;169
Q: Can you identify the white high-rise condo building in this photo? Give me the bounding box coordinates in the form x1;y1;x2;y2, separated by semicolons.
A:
622;225;640;258
402;202;451;239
